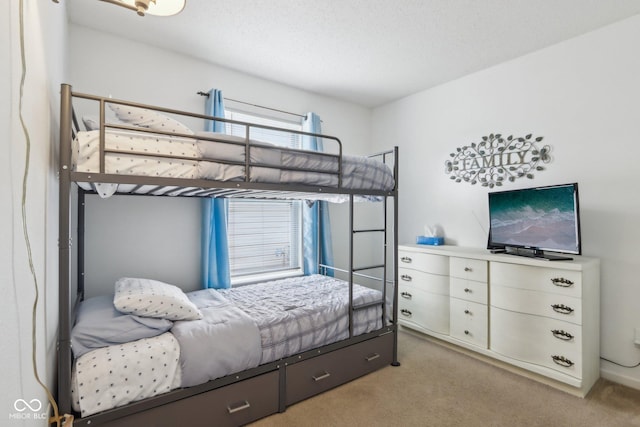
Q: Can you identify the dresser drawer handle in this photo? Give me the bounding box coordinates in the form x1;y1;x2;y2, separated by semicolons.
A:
551;277;574;287
365;353;381;362
464;330;470;335
551;304;574;315
401;274;413;282
464;288;471;293
227;400;251;414
551;355;574;367
401;309;412;318
551;329;574;341
401;291;412;299
312;371;331;382
401;256;412;263
464;267;472;272
464;309;471;315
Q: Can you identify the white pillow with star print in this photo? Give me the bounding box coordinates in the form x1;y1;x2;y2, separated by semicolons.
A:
114;277;202;321
108;103;194;135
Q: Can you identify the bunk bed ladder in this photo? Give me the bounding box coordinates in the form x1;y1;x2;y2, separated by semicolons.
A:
348;194;389;338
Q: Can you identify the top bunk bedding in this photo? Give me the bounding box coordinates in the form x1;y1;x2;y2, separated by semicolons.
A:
62;86;397;200
73;128;395;199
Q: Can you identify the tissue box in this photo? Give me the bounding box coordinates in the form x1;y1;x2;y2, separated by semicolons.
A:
416;236;444;245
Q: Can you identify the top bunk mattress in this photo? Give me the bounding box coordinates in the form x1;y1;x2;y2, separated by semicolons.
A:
72;128;395;199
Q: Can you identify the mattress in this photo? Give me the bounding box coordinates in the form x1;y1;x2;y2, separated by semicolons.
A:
72;130;395;198
71;275;383;417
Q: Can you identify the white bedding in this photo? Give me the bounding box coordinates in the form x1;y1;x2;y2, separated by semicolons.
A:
71;332;182;417
71;275;383;417
72;130;394;198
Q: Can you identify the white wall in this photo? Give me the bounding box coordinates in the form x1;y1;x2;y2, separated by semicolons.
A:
68;25;375;296
372;15;640;390
2;0;67;425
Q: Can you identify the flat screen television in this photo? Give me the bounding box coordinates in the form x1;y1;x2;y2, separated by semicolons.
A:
487;183;581;261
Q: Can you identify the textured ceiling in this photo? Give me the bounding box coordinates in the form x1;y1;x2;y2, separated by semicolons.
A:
66;0;640;107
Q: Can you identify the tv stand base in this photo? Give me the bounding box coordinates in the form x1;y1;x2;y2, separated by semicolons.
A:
504;247;573;261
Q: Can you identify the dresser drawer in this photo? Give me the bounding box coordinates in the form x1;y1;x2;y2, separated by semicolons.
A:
450;277;487;304
491;306;582;379
399;249;449;275
450;257;487;282
399;283;449;334
286;333;393;406
99;371;280;427
491;284;582;325
399;267;449;295
449;298;488;348
490;262;582;298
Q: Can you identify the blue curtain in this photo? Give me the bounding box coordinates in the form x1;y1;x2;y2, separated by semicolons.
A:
302;113;334;276
201;89;231;289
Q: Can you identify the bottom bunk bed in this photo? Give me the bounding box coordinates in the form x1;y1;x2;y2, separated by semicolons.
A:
68;274;397;426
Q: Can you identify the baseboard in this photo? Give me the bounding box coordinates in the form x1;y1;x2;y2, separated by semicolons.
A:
600;367;640;391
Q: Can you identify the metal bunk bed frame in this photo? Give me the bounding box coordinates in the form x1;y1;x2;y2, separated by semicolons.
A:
58;83;399;426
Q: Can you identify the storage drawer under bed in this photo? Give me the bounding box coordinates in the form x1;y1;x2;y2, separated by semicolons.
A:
285;332;394;406
87;370;280;427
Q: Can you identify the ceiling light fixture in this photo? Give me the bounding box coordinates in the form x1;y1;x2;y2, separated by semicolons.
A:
99;0;186;16
52;0;186;17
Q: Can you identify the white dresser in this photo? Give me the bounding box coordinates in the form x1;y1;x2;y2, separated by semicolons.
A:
398;244;600;397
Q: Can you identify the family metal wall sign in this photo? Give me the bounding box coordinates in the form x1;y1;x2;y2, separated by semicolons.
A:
444;133;551;187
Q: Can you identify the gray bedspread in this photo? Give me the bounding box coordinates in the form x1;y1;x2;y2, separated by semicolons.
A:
217;275;383;363
172;289;262;387
172;275;382;387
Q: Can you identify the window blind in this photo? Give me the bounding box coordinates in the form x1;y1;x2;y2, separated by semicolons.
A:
227;199;301;277
225;110;301;149
224;110;303;282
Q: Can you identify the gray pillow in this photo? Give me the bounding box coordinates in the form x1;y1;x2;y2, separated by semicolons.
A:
71;295;173;358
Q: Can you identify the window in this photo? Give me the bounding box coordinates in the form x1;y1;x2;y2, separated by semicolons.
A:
224;110;303;285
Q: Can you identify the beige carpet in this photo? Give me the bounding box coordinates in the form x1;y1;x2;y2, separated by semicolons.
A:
250;329;640;427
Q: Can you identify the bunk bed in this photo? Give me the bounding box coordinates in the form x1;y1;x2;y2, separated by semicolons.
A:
58;83;399;426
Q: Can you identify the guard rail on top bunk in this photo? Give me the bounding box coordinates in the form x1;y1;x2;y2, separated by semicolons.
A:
59;84;398;200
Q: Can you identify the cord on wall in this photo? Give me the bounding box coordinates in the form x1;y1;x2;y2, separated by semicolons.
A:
17;0;71;425
600;357;640;369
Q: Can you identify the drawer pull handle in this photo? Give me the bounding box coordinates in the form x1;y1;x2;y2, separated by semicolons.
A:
401;256;412;263
551;304;574;315
227;400;251;414
401;274;413;282
464;288;471;293
551;277;574;287
401;309;412;318
551;355;574;367
464;330;470;335
401;291;412;299
464;309;471;315
365;353;381;362
312;371;331;382
551;329;574;341
464;267;472;272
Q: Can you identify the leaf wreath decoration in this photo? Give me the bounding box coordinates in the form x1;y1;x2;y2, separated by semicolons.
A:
444;133;551;187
